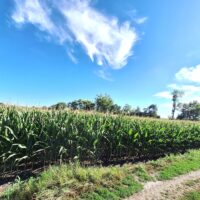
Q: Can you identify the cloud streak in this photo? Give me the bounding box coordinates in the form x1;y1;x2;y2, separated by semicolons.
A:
175;64;200;83
154;91;171;99
154;64;200;106
95;69;113;82
12;0;70;43
134;17;148;25
12;0;138;69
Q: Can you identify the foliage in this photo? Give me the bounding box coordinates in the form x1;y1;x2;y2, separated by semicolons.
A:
111;104;121;115
3;149;200;200
131;166;152;182
171;90;184;119
95;94;114;113
158;150;200;180
1;164;141;200
1;106;200;173
49;95;159;119
122;104;133;115
68;99;95;111
83;177;142;200
143;104;158;118
177;101;200;121
50;102;67;110
180;191;200;200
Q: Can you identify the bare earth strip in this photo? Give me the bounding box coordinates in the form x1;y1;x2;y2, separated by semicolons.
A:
125;170;200;200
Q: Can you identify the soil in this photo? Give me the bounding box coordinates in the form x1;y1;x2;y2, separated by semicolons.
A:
126;170;200;200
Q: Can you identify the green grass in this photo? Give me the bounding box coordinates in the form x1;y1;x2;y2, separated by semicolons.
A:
131;166;153;182
82;176;142;200
185;179;200;187
157;150;200;180
2;149;200;200
179;180;200;200
180;191;200;200
0;164;142;200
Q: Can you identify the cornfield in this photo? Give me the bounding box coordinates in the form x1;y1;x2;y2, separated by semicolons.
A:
1;105;200;173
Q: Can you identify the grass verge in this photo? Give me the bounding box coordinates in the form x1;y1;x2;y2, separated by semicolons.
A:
0;164;142;200
2;149;200;200
179;179;200;200
156;150;200;180
180;190;200;200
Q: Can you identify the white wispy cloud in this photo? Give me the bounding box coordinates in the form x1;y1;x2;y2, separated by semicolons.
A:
168;83;200;102
127;9;148;25
175;64;200;83
67;49;78;64
95;69;113;82
56;0;138;69
155;84;200;102
12;0;139;69
12;0;70;43
134;17;148;24
168;83;200;94
155;85;200;118
12;0;53;31
154;64;200;115
154;91;171;99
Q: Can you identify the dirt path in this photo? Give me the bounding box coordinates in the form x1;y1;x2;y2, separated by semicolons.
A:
126;170;200;200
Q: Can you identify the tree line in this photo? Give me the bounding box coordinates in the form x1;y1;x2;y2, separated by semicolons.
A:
50;90;200;121
170;90;200;120
50;94;160;118
1;90;199;120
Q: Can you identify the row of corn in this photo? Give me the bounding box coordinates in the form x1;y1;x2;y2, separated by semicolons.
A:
0;106;200;173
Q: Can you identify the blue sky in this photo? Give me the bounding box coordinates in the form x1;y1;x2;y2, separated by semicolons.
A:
1;0;200;117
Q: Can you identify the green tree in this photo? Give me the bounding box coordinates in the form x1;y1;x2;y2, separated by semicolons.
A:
177;101;200;120
50;102;67;110
68;99;95;111
95;94;114;113
111;104;121;114
144;104;158;117
135;107;141;116
171;90;184;119
122;104;132;115
68;101;79;110
78;99;95;111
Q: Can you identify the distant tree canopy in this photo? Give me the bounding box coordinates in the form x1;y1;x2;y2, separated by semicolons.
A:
177;101;200;121
171;90;184;119
68;99;95;111
143;104;158;118
133;105;159;118
111;104;121;114
122;104;133;115
49;94;159;118
134;107;141;116
95;94;114;113
50;102;67;110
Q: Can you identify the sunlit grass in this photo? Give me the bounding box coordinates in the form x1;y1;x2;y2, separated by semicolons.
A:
180;191;200;200
157;150;200;180
3;149;200;200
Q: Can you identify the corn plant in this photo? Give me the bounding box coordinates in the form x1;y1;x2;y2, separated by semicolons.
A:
1;105;200;173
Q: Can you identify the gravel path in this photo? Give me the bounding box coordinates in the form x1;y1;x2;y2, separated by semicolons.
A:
125;170;200;200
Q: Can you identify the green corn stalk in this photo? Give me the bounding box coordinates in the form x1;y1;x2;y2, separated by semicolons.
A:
0;105;200;174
